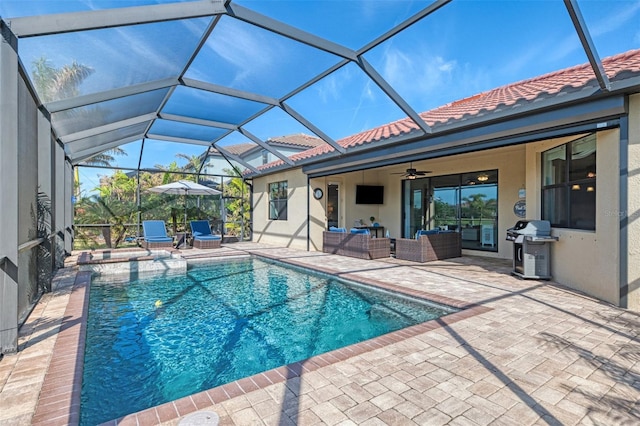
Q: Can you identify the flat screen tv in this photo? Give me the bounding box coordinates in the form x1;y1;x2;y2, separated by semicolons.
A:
356;185;384;204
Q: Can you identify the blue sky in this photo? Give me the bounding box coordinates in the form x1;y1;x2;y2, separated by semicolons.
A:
1;0;639;195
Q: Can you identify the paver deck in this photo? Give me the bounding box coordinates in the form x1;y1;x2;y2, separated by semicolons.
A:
1;243;638;425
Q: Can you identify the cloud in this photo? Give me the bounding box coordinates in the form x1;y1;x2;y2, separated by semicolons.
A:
204;18;281;87
589;1;640;37
314;65;356;103
379;44;457;102
545;1;640;61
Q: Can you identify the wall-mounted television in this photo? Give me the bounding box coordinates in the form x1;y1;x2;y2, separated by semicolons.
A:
356;185;384;204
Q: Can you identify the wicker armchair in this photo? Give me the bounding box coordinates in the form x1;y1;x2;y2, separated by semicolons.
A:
322;231;390;259
395;231;461;262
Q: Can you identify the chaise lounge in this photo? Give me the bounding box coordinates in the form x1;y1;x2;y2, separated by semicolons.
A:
190;220;222;249
395;229;461;262
322;227;390;259
141;220;174;249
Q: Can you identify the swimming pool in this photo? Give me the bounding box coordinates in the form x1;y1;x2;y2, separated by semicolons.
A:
80;257;458;425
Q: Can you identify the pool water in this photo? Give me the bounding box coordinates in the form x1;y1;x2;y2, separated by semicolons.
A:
80;257;456;425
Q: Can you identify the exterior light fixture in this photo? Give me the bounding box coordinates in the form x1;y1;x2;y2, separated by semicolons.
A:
587;186;595;192
571;184;581;190
587;171;596;178
477;173;489;182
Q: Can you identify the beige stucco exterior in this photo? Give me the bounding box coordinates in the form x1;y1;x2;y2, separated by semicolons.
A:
253;106;640;311
526;131;620;306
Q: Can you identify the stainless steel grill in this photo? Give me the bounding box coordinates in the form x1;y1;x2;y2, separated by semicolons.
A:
506;220;558;279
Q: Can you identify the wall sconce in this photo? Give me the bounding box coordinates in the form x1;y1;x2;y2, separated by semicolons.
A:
477;173;489;182
571;184;581;190
587;172;596;178
586;186;595;192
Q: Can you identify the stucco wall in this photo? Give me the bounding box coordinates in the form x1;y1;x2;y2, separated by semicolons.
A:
628;94;640;311
526;130;620;306
252;167;310;250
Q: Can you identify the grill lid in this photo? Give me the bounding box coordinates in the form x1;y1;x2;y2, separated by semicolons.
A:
507;220;552;237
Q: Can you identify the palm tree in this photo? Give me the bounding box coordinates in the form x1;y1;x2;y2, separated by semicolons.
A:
32;57;128;199
176;153;202;174
32;57;94;103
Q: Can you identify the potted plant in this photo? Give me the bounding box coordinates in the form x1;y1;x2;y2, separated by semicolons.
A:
370;216;375;226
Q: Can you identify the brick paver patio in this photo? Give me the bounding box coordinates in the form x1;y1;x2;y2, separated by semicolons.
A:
1;243;638;425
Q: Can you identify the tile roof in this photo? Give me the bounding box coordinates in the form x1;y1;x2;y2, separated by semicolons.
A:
255;48;640;173
209;143;256;156
207;134;323;158
266;133;325;148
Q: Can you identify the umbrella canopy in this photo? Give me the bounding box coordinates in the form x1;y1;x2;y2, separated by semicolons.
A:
148;180;222;196
148;180;222;233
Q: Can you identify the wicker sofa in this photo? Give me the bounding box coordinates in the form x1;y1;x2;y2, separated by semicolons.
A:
395;231;461;262
322;230;390;259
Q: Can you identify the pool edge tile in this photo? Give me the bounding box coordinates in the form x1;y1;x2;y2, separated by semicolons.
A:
31;270;90;426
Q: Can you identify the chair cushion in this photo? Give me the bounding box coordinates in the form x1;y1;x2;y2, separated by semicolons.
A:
142;220;169;239
145;236;173;243
415;229;439;239
350;228;370;235
329;226;347;233
193;235;221;241
190;220;212;236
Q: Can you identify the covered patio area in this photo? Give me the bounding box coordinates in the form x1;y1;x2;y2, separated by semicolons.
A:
1;243;638;425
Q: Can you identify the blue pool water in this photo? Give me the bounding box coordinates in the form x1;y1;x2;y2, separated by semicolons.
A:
80;257;456;425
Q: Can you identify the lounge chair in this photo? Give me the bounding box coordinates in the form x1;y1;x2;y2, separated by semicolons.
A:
141;220;174;249
190;220;222;249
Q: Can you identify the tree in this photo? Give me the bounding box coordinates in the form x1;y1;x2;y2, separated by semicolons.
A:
176;153;202;174
32;57;94;103
32;57;127;200
222;168;251;239
462;193;496;226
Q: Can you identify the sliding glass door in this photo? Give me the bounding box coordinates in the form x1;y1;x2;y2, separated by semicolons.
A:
402;170;498;252
403;179;427;238
431;174;461;232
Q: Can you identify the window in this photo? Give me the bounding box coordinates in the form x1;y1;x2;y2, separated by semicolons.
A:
269;181;288;220
542;134;596;230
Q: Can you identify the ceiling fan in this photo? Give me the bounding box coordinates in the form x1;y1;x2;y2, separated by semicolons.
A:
391;162;431;179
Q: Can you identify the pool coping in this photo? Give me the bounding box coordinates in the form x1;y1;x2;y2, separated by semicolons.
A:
32;254;492;426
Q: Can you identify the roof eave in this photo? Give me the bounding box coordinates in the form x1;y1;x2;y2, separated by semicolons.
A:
300;86;633;177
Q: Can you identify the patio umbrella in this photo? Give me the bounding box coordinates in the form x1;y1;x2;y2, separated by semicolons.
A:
147;180;221;231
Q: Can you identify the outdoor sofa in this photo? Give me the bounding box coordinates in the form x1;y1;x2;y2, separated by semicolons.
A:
322;227;390;259
395;229;461;262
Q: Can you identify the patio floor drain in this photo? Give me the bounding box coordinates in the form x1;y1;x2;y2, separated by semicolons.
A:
178;410;219;425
